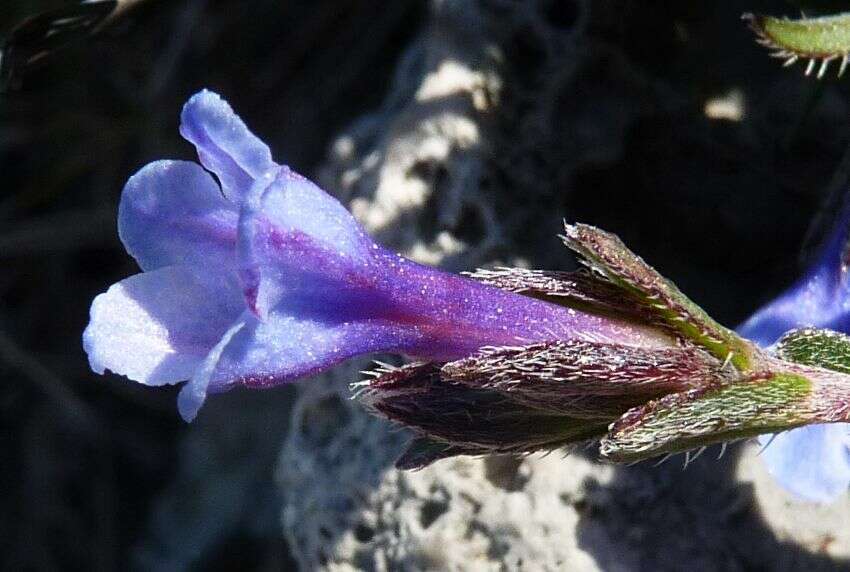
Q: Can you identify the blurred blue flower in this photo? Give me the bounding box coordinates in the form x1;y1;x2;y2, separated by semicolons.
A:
83;90;667;422
738;201;850;502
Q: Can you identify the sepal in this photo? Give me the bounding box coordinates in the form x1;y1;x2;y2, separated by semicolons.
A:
777;327;850;374
442;340;729;418
563;223;757;370
600;372;813;463
358;362;608;464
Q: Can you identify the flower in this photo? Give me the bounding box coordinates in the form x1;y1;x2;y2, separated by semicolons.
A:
85;90;850;486
83;89;671;422
738;201;850;502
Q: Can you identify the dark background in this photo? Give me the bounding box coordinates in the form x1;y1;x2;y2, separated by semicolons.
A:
2;0;849;570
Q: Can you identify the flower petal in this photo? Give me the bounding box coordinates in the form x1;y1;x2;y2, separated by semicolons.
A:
177;317;247;422
807;196;850;293
236;167;375;317
118;160;239;272
759;424;850;502
233;168;674;369
175;311;425;421
179;89;277;202
738;196;850;346
735;281;831;347
217;314;423;386
83;265;243;385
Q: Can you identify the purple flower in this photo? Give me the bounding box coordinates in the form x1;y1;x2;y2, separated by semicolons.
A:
89;90;850;483
738;203;850;502
83;90;671;422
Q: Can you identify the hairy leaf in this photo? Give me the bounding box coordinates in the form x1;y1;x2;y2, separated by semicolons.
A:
777;327;850;374
358;362;608;458
562;223;756;370
744;12;850;78
466;267;676;334
600;373;813;463
442;340;730;418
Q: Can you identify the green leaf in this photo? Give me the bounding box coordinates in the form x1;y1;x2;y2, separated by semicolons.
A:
599;373;813;463
777;327;850;373
744;11;850;78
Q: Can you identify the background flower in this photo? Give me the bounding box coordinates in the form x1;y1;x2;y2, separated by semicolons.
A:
738;198;850;502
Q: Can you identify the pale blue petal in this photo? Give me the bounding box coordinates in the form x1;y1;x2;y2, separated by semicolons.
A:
177;317;248;422
175;311;424;421
83;265;243;386
179;89;277;202
806;196;850;294
738;196;850;346
236;168;374;316
737;275;837;347
118;160;238;272
759;424;850;502
210;313;422;390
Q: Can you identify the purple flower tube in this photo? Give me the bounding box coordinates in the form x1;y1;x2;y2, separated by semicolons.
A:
83;90;672;422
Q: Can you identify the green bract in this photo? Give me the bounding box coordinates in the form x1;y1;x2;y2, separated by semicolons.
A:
778;327;850;373
745;12;850;78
